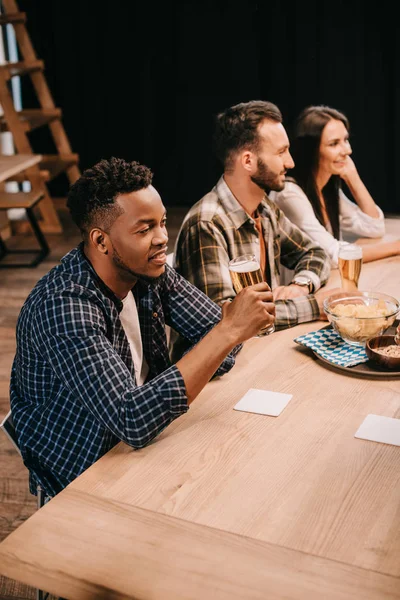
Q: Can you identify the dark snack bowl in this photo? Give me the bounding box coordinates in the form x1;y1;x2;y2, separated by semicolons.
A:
366;336;400;370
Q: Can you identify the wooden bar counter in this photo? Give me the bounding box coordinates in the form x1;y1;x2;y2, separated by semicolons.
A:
0;253;399;599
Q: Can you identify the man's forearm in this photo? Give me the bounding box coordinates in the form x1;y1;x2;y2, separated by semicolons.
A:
176;321;239;404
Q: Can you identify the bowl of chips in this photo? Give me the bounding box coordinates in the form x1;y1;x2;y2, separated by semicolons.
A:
323;291;400;347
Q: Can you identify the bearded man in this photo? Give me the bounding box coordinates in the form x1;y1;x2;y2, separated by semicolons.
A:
174;100;339;346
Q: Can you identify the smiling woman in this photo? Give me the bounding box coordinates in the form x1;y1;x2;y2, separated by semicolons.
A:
269;105;400;266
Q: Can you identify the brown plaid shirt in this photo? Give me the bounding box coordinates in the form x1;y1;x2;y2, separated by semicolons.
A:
174;177;330;330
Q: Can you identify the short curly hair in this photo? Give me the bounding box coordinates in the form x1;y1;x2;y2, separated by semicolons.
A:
67;157;153;237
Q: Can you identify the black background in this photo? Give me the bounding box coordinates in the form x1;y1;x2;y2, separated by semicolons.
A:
16;0;400;213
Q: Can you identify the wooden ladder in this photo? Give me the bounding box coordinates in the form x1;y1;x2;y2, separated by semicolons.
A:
0;0;81;233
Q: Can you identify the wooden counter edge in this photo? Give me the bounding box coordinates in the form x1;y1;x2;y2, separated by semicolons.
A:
0;488;399;600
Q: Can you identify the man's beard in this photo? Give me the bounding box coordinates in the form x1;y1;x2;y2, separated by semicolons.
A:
111;241;162;284
250;157;285;192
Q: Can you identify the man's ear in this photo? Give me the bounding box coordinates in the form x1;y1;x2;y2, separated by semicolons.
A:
89;228;109;255
240;150;256;173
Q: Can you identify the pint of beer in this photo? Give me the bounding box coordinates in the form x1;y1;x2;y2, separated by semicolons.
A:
228;254;275;335
338;243;363;291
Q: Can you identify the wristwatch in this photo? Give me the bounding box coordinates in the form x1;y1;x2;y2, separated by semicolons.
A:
290;275;314;294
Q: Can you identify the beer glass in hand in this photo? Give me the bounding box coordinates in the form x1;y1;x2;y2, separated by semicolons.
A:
228;254;275;336
338;242;363;291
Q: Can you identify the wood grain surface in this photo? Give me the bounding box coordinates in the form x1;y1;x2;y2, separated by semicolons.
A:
1;488;400;600
0;215;399;599
1;216;399;598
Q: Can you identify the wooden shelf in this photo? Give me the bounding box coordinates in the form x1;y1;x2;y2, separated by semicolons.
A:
5;154;79;183
0;153;42;182
39;154;80;181
0;11;26;25
0;60;44;80
0;108;62;133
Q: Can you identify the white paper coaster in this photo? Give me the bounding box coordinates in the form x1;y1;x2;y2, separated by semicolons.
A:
354;414;400;447
233;388;293;417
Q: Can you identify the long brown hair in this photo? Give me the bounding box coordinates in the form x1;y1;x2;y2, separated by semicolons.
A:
288;105;350;239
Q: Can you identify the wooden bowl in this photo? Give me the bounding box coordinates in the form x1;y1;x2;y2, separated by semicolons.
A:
366;335;400;370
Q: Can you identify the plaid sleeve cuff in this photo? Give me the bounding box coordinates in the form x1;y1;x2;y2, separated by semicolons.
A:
294;270;321;293
151;365;189;416
275;295;320;330
214;343;242;378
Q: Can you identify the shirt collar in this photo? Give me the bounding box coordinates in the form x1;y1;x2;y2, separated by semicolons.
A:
75;243;153;312
215;176;272;229
75;243;124;311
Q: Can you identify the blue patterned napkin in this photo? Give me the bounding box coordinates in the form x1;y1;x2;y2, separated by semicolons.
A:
294;327;368;367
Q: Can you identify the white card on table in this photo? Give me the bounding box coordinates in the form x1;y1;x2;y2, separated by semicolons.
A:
233;388;293;417
354;414;400;447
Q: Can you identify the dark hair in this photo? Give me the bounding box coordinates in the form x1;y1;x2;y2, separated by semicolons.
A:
288;105;350;239
213;100;282;171
67;157;153;238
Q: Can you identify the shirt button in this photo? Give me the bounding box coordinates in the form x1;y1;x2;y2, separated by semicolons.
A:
153;312;158;318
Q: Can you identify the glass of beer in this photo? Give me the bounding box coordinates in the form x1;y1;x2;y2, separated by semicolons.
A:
228;254;275;336
338;242;363;291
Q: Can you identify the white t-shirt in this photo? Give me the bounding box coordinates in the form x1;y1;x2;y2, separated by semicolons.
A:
119;292;149;386
270;181;385;267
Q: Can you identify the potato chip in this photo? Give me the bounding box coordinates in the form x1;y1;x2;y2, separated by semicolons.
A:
329;300;396;342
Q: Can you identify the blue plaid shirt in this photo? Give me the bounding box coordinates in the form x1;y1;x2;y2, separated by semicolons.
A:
10;244;239;497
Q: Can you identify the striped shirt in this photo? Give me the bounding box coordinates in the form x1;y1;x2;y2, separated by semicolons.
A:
10;244;240;497
174;177;330;329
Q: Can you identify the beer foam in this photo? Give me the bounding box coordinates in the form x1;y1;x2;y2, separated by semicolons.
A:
338;243;363;259
229;259;260;273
